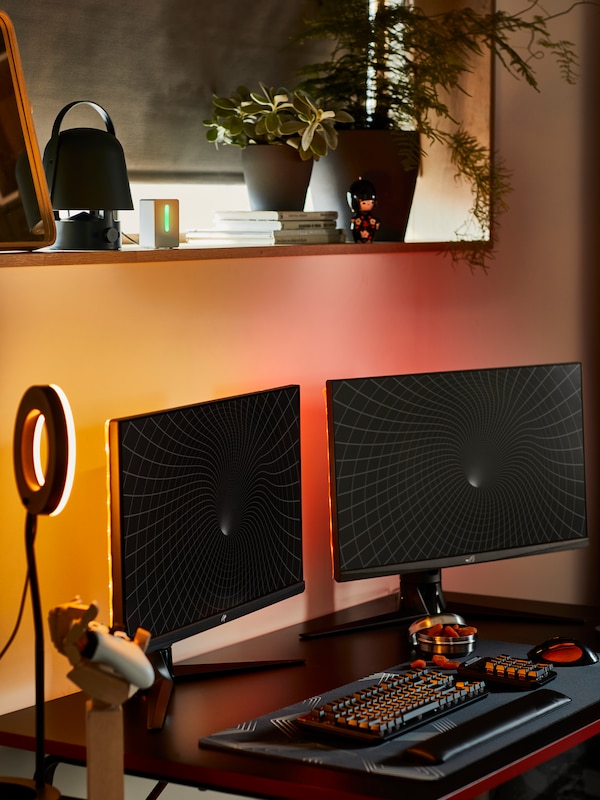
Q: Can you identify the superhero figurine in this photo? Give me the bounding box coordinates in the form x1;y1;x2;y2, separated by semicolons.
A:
348;178;380;243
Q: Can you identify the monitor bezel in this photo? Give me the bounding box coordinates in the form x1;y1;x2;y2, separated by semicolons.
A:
326;362;588;584
107;385;305;654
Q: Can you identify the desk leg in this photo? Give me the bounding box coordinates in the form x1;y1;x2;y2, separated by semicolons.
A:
86;699;124;800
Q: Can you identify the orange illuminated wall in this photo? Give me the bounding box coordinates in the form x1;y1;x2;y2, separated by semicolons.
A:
0;2;598;717
0;234;596;716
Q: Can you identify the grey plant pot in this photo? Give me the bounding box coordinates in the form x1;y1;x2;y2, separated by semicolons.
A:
242;144;313;211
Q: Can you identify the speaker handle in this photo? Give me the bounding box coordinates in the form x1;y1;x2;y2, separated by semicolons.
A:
44;100;116;199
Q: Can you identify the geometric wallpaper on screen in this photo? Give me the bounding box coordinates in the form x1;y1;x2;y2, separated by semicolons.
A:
112;385;303;641
327;364;587;577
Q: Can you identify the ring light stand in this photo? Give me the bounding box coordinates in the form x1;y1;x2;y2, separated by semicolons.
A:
0;385;75;799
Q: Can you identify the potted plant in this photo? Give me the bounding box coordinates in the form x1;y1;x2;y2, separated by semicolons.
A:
294;0;581;259
204;83;353;211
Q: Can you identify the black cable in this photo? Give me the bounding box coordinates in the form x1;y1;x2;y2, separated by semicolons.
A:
0;564;29;661
24;511;45;792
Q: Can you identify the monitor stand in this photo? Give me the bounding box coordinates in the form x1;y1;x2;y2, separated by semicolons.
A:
300;570;443;639
145;647;305;731
299;569;586;640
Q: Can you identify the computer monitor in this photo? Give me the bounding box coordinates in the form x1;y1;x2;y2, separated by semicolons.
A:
107;384;304;728
316;363;587;635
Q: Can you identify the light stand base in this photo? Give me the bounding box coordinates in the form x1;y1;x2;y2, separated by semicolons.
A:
0;777;60;799
53;211;121;251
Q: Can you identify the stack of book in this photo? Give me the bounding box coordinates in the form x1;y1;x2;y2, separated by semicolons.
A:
185;210;346;246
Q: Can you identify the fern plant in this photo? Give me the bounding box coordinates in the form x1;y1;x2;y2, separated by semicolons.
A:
295;0;582;258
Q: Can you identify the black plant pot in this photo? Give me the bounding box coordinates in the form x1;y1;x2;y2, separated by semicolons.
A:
242;145;313;211
309;130;419;242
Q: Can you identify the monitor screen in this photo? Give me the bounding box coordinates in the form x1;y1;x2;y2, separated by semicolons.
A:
107;385;304;657
326;363;587;619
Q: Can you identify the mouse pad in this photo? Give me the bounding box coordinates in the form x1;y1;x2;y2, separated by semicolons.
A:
199;640;599;781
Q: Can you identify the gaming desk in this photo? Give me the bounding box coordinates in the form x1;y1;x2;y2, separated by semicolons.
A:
0;593;599;800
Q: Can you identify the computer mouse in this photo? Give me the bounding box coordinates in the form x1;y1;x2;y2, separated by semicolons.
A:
527;636;599;667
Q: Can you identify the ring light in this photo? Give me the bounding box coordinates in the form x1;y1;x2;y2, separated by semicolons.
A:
14;384;76;516
2;384;74;798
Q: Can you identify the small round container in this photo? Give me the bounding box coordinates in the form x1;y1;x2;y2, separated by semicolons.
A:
408;612;477;656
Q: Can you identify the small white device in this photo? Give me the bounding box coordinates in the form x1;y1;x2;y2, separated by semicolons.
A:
139;198;179;248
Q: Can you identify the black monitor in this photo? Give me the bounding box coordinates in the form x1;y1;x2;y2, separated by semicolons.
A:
312;363;587;636
107;384;304;728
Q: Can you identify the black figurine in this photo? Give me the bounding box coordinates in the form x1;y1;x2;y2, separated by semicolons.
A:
347;178;380;243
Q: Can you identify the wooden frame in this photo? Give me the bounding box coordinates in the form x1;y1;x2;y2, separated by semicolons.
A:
0;12;55;250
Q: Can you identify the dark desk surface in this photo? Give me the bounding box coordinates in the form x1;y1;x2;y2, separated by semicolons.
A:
1;593;600;800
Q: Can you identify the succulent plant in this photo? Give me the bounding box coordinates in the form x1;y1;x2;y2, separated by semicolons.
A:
204;83;353;160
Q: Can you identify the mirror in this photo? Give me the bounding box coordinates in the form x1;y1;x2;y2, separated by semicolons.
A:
0;2;492;247
0;12;54;250
406;0;492;243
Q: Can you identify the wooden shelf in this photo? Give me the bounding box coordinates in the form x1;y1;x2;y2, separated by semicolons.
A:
0;240;455;268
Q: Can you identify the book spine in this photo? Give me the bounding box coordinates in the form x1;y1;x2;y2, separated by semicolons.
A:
273;230;345;244
186;231;346;245
282;220;337;229
214;210;338;222
216;220;338;231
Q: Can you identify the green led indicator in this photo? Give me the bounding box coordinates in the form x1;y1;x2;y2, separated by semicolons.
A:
163;203;171;233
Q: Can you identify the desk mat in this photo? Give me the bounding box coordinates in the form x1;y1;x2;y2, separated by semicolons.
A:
200;640;599;782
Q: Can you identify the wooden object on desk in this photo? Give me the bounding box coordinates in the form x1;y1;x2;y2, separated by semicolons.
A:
66;663;131;800
86;699;124;800
48;601;153;800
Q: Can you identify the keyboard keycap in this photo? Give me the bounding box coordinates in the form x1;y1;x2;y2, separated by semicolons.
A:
296;668;487;744
457;654;556;690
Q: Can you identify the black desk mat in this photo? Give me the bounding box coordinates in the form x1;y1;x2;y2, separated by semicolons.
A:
200;640;600;782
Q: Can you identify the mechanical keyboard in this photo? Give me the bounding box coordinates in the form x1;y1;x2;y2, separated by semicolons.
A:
295;667;487;744
457;653;556;690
